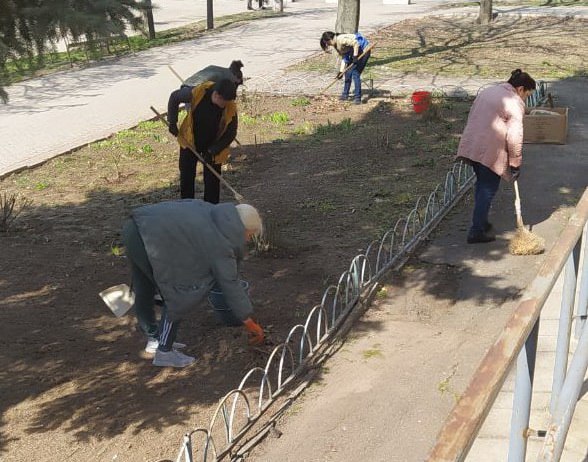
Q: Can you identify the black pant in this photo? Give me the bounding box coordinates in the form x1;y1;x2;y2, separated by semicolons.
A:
179;147;221;203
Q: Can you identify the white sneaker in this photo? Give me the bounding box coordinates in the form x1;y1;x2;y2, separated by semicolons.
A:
145;337;187;354
152;349;196;368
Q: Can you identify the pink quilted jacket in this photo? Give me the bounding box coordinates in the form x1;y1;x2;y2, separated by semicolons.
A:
456;83;525;180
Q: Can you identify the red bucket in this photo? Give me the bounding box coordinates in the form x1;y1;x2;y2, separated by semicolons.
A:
411;91;431;114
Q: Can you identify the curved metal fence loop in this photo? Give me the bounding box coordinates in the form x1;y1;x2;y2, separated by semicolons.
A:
375;228;396;273
177;428;217;462
424;189;441;223
363;240;380;275
303;304;329;348
349;254;372;289
393;217;409;249
208;389;252;447
284;323;314;365
263;342;296;395
237;366;271;414
403;206;423;243
335;270;356;314
320;284;341;329
443;171;457;204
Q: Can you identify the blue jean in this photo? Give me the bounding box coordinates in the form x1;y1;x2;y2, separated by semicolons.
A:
471;162;501;235
342;51;371;101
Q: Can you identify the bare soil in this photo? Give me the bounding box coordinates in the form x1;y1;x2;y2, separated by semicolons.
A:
0;89;470;461
2;13;585;462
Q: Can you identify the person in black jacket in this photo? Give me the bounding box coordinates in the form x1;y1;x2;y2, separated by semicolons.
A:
167;79;238;203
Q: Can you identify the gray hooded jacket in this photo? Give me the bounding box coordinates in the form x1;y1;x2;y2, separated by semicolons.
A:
131;200;253;322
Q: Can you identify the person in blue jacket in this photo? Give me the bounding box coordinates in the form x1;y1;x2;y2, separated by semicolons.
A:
320;31;371;104
122;200;265;368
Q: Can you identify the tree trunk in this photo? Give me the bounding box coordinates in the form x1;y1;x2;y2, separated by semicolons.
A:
335;0;360;34
207;0;214;30
478;0;493;25
144;0;156;39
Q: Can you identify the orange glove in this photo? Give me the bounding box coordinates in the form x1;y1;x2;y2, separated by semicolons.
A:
243;318;264;346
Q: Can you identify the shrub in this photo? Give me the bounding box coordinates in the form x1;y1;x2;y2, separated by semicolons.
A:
1;192;32;232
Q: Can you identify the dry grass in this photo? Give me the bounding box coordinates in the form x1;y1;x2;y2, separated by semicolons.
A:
293;16;588;80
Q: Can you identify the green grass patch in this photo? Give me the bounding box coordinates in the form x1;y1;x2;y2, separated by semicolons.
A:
314;118;353;136
263;111;290;124
291;96;311;107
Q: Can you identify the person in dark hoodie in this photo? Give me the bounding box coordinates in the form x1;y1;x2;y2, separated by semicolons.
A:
167;79;238;203
122;200;265;368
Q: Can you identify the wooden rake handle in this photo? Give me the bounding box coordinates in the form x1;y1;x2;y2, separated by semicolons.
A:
150;105;245;203
513;180;524;229
320;42;376;95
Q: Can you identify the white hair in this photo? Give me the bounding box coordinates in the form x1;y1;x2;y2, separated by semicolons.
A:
235;203;263;237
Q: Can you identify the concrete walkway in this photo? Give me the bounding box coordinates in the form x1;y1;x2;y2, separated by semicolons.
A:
1;1;587;177
246;78;588;461
0;0;441;177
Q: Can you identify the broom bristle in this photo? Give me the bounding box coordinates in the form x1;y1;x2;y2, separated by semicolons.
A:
509;226;545;255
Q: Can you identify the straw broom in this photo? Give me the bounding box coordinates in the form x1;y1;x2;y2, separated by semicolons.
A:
509;180;545;255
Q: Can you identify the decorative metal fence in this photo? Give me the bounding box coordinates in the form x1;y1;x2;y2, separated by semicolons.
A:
163;83;548;462
427;188;588;462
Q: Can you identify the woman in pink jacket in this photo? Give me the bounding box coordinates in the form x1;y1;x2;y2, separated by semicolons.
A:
457;69;536;244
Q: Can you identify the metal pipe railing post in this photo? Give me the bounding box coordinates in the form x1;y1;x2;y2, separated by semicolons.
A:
574;223;588;338
508;318;540;461
550;254;577;413
539;314;588;462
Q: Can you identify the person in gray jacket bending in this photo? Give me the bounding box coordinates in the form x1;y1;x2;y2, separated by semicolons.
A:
183;60;244;88
122;200;265;368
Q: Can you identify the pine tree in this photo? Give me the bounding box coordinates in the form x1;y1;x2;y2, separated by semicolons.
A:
0;0;147;102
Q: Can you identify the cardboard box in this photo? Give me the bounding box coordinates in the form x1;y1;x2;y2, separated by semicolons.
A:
523;107;568;144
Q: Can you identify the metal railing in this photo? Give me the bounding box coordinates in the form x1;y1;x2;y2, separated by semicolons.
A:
427;188;588;462
164;83;550;462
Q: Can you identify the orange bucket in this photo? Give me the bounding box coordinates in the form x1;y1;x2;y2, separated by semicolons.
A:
411;91;431;113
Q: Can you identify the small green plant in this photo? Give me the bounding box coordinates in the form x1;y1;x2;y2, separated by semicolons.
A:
291;96;311;107
34;181;50;191
399;129;422;148
264;111;290;125
240;114;257;125
1;192;32;232
376;286;388;299
314;118;353;136
93;139;114;149
110;244;124;257
141;144;154;154
138;120;159;131
115;129;137;141
292;122;313;135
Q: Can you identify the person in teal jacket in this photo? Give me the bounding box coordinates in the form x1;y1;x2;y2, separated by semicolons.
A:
122;200;265;368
